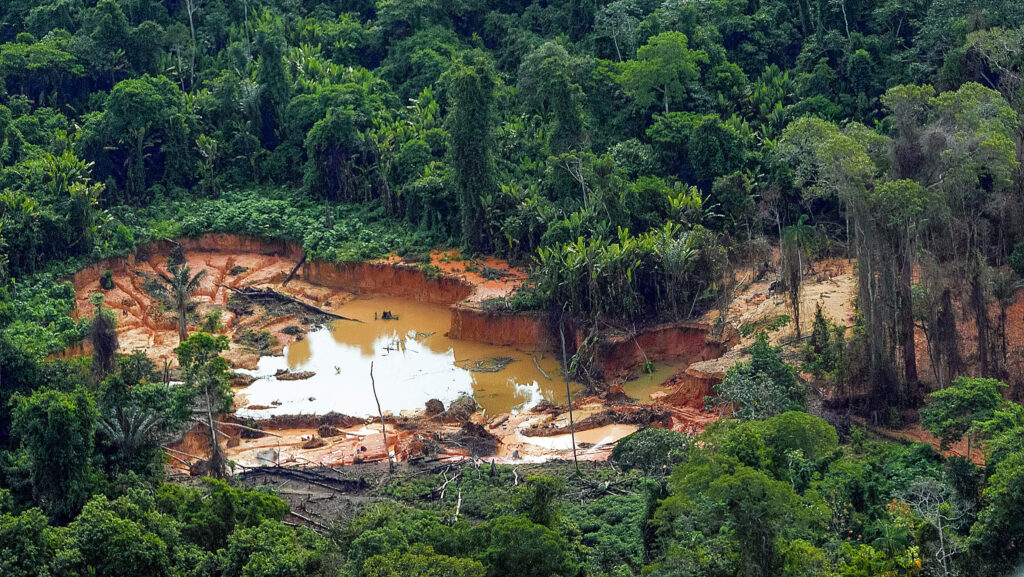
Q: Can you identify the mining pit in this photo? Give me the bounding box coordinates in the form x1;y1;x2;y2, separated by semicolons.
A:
73;234;734;473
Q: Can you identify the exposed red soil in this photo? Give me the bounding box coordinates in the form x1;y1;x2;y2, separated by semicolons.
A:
302;261;473;305
863;422;986;466
75;234;734;473
449;307;553;349
593;321;727;381
73;235;353;369
387;249;530;303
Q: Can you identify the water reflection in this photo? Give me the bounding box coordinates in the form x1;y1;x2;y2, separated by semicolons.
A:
237;296;578;418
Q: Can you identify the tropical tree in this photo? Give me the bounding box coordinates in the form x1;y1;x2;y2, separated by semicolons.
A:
76;74;193;203
517;42;585;154
97;406;163;474
176;332;233;478
10;386;98;522
143;261;207;343
921;377;1006;456
618;31;708;115
365;545;484;577
445;50;498;251
594;0;640;61
303;106;365;201
901;477;964;577
709;333;803;420
89;292;119;377
781;214;815;338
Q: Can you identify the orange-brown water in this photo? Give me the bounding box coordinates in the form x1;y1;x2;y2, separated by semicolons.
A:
237;296;582;418
621;360;691;401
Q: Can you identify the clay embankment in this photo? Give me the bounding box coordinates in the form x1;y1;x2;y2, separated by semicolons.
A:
594;321;727;380
302;261;473;305
72;234;345;369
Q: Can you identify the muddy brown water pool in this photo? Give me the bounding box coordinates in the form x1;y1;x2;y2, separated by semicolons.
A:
236;296;581;418
621;360;690;401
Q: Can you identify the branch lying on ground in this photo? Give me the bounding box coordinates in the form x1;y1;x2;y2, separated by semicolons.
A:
216;284;361;322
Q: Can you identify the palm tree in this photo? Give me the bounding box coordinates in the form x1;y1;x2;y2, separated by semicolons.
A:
781;214;816;338
147;261;207;343
990;271;1021;378
98;407;163;470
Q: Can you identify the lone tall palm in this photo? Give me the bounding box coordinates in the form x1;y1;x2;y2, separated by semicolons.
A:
150;262;207;343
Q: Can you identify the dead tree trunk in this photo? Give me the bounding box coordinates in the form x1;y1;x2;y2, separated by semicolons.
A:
559;321;580;476
899;237;918;389
370;361;394;473
971;268;991;377
283;251;307;286
204;382;226;478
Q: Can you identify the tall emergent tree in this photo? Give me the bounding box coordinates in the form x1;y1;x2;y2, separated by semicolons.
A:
872;178;939;388
619;31;707;115
11;386;98;522
517;42;586;154
445;50;497;252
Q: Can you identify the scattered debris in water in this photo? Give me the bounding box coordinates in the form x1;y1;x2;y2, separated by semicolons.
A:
458;357;516;373
235;329;275;354
276;370;316;381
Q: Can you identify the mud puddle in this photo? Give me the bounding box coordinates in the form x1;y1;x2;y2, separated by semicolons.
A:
496;424;640;461
236;296;580;418
621;361;691;401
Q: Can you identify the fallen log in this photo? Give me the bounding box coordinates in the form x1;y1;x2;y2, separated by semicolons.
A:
164;453;193;467
213;419;283;437
289;509;328;531
282;251;307;286
532;355;552;380
162;445;204;461
217;284;361;322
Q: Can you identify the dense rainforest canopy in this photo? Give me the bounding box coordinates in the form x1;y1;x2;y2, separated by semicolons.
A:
4;0;1024;576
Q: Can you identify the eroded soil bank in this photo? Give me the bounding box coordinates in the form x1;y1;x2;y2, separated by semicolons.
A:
73;234;730;471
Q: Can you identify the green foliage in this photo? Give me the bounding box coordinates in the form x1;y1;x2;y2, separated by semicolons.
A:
175;332;233;414
365;544;485;577
4;2;1024;576
709;333;803;420
60;491;177;577
445;51;498;251
10;385;98;522
221;519;328;577
804;305;847;383
0;506;53;577
647;111;748;189
96;353;193;476
156;479;289;553
969;452;1024;572
921;377;1007;450
535;224;724;323
517;476;563;528
618;32;708;115
143;260;207;343
611;427;690;476
77;75;193;203
89;293;118;377
473;515;579;577
200;310;223;334
1009;241;1024;277
739;314;791;338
